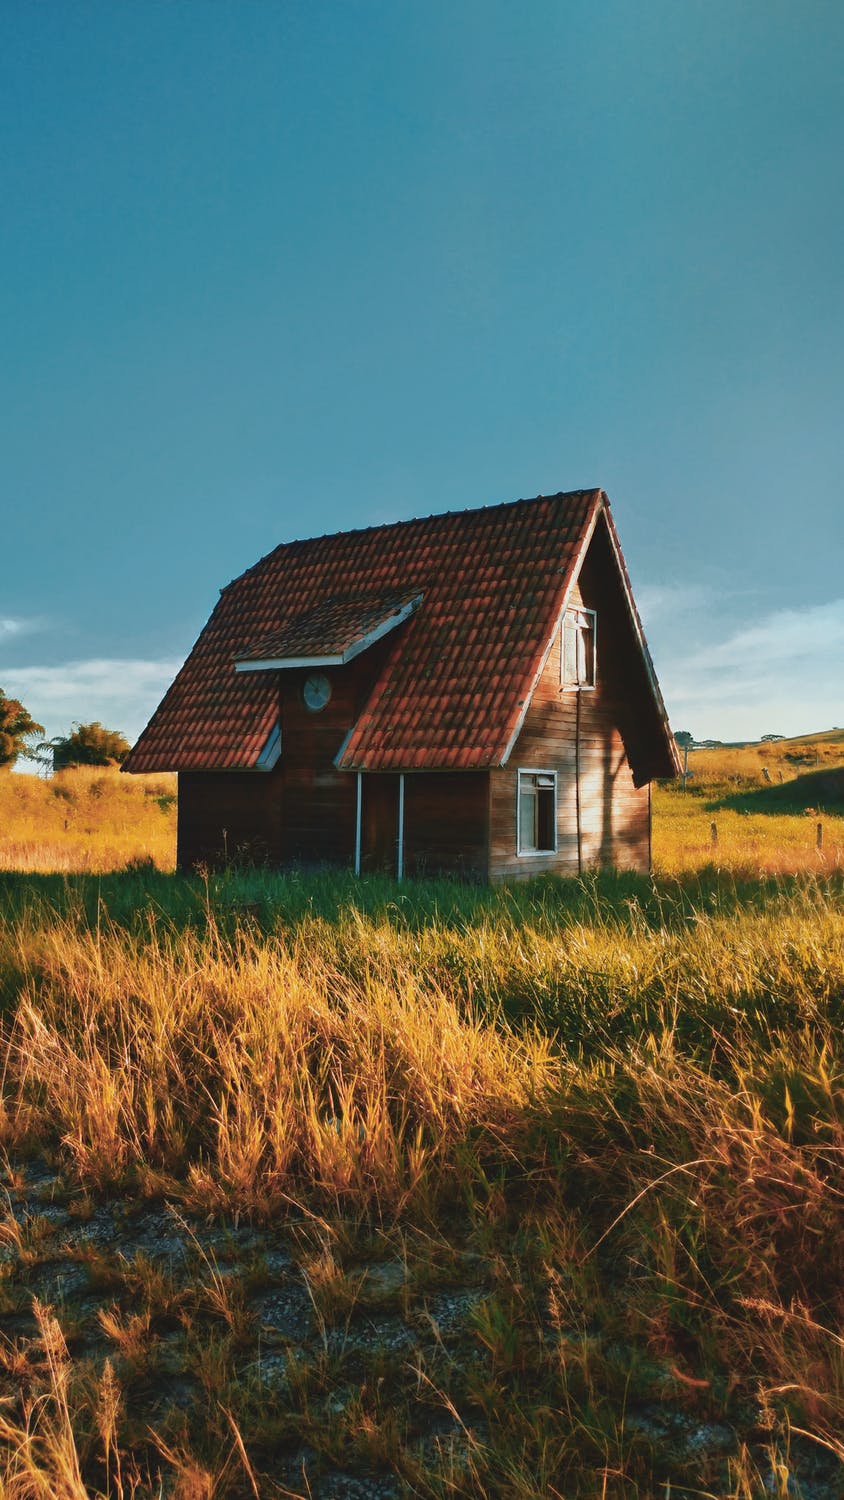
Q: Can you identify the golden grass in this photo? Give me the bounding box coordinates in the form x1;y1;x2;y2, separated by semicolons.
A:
1;909;550;1213
654;733;844;875
0;879;843;1493
688;728;844;781
0;769;176;874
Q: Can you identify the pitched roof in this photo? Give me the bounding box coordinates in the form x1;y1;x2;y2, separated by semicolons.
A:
124;489;676;776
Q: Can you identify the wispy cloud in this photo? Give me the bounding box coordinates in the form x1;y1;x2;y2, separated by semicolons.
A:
655;598;844;740
685;600;844;671
0;615;45;641
636;582;712;628
0;658;180;747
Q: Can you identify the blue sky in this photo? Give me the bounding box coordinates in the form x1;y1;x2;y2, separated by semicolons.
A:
2;0;842;751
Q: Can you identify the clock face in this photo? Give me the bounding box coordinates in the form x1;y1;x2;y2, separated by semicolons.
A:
302;672;332;712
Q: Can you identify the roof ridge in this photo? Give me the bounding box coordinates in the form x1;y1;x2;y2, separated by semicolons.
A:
223;488;602;593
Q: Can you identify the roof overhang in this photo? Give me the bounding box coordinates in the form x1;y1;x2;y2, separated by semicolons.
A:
234;594;422;673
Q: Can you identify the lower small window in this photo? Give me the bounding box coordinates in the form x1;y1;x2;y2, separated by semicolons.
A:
518;770;557;854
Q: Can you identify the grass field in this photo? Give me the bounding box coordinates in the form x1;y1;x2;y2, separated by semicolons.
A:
0;741;843;1497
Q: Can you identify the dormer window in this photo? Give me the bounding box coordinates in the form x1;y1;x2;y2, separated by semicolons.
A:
562;607;596;689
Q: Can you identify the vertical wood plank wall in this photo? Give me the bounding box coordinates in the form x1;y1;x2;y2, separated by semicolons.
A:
358;772;488;877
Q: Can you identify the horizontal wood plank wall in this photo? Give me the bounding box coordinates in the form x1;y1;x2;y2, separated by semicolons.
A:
489;553;651;882
403;772;488;879
177;768;284;870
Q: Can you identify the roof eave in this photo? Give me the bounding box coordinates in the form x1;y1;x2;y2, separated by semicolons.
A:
599;504;682;779
235;653;345;672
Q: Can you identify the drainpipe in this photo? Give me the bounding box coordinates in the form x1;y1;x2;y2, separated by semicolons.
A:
397;773;405;881
575;690;583;876
354;772;362;876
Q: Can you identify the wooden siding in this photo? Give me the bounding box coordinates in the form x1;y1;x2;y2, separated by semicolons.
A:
360;773;399;873
489;543;652;882
358;772;488;877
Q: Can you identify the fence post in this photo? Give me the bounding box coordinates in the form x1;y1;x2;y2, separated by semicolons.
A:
817;821;823;851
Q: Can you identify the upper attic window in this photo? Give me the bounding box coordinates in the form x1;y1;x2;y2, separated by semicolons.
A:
562;607;596;689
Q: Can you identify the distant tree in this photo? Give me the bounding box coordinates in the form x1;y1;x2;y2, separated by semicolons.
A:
48;721;132;771
674;730;694;748
0;690;45;769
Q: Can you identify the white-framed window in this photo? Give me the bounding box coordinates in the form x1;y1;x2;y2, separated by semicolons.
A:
517;769;557;855
562;607;596;689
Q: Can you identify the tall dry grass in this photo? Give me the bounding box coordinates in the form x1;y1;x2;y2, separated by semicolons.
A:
0;877;843;1492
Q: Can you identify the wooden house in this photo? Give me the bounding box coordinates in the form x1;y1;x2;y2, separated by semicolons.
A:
123;490;680;879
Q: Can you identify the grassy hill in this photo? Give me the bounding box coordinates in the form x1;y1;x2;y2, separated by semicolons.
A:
713;764;844;814
682;727;844;789
653;729;844;874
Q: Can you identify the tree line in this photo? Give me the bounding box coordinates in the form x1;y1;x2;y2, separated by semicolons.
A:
0;689;130;771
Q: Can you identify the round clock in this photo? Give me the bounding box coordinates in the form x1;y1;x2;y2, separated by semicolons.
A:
302;672;332;712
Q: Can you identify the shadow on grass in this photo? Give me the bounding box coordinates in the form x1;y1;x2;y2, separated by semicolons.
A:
708;765;844;816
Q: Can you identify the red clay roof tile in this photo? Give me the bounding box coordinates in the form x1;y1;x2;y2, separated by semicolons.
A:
124;490;603;774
